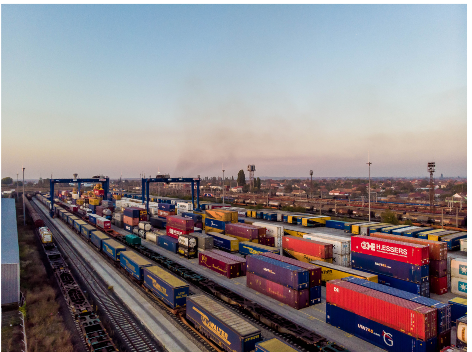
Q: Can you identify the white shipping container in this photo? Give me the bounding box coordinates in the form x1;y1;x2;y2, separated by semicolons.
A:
447;252;467;288
96;217;111;229
113;212;123;221
331;253;351;267
138;222;151;231
303;233;350;255
460;238;467;252
177;202;193;212
133;228;139;235
145;232;158;243
178;235;197;248
457;318;467;344
451;258;467;280
451;277;467;297
251;222;283;247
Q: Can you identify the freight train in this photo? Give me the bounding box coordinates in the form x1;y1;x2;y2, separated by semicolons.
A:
32;194;345;352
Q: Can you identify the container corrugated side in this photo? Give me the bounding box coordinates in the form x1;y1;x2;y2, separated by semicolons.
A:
102;239;126;261
377;273;430;297
198;251;240;278
310;260;378;283
143;265;189;309
326;303;438;352
210;249;246;275
238;242;279;256
282;236;332;259
90;231;110;249
302;234;349;255
119;251;153;280
327;279;437;340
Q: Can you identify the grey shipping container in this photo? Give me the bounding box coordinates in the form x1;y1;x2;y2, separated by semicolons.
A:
192;232;214;250
186;295;262;352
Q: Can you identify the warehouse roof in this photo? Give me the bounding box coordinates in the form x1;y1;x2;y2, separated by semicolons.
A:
2;198;19;264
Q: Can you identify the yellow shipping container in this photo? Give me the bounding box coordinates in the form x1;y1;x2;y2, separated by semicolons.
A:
246;210;252;217
351;222;374;235
205;209;236;222
283;249;333;264
204;226;224;234
231;235;258;243
89;198;100;206
428;232;460;241
251;211;257;218
311;261;378;283
76;199;84;205
113;194;122;200
302;216;331;226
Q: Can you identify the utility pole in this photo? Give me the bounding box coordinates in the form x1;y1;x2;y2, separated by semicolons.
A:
456;207;458;228
22;167;25;226
222;166;225;204
16;173;19;199
428;162;435;213
441;208;444;229
367;155;372;222
310;170;313;199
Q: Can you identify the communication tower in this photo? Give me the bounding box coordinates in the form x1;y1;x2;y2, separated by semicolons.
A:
248;165;256;190
428;162;435;210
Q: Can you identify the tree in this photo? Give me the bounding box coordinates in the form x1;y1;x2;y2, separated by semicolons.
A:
381;210;399;225
237;170;246;186
1;177;13;185
284;184;293;193
255;177;261;190
419;179;429;188
403;219;413;226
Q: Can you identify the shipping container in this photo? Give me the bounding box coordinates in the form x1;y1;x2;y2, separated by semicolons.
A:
80;224;96;239
38;227;52;243
180;212;202;223
309;285;321;305
145;231;158;243
302;234;350;255
123;215;140;226
441;232;467;250
157;209;175;218
403;227;434;238
158;235;179;253
460;238;467;252
167;216;195;232
238;242;279;256
416;228;448;239
73;220;87;233
326;279;437;340
360;224;392;236
255;338;301;352
430;276;448;295
90;231;110;250
205;209;237;222
96;217;111;230
356;223;385;236
377;273;430;297
447;251;467;289
138;221;152;231
343;276;449;333
283;249;333;264
261;252;321;287
251;222;284;247
68;215;79;226
448;297;467;324
120;251;153;280
247;272;309;309
430;259;447;278
351;222;376;235
326;303;438;352
205;218;230;231
282;236;333;259
246;255;309;290
166;225;191;239
158;203;176;212
325;220;347;230
186;295;261;352
191;232;214;250
351;236;429;266
102;239;126;261
123;207;142;218
143;266;189;309
380;225;410;234
427;231;460;242
370;232;447;261
178;234;197;249
178;246;197;259
198;251;240;279
451;277;467;297
351;252;429;283
210;249;246;275
125;234;141;245
311;260;378;283
206;232;239;252
456;315;467;345
225;223;259;240
259;237;275;247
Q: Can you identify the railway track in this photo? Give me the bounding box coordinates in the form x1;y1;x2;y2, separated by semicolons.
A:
31;201;164;352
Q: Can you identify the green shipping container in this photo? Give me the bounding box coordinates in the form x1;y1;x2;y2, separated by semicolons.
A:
126;234;141;245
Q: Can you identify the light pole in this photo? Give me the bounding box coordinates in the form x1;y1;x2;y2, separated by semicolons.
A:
22;167;25;226
310;170;313;199
367;158;372;222
222;168;225;204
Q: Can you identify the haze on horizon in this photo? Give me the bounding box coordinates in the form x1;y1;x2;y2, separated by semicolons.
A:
1;5;467;180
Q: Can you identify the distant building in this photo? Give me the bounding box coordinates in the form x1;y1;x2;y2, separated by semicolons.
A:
2;198;20;308
231;186;243;193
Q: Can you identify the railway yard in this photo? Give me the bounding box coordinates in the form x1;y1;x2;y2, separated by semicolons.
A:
19;182;467;352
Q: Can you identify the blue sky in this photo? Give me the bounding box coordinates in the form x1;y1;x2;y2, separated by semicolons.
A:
2;5;466;179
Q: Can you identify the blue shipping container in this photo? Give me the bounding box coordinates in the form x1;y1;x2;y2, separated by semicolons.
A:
325;220;346;230
442;233;467;250
351;252;429;283
246;255;309;290
449;299;467;326
326;303;437;352
80;225;96;239
143;266;189;309
158;235;178;253
102;240;126;261
124;224;134;233
343;276;451;334
90;231;110;249
404;228;433;238
120;252;153;280
310;285;321;305
123;208;140;218
207;233;235;252
238;242;279;256
238;218;246;223
205;218;229;231
158;203;175;211
181;212;202;223
377;273;430;297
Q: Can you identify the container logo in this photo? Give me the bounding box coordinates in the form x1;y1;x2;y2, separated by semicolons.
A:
147;276;168;297
458;281;467;293
263;268;275;275
459;264;467;276
192;307;230;344
361;241;376;251
382;331;393;346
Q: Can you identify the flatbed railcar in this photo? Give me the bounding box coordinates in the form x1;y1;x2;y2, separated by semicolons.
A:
36;194;347;352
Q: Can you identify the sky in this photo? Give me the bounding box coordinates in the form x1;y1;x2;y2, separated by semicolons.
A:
1;5;467;179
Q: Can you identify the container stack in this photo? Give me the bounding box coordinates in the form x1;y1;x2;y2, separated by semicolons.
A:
225;223;259;243
123;207;145;233
177;234;198;259
210;249;246;276
282;235;333;263
261;252;322;305
246;255;310;309
166;215;194;239
198;250;241;278
191;232;214;251
326;278;439;352
450;258;467;297
351;235;431;297
157;203;176;218
206;232;239;252
250;222;283;248
302;233;350;267
370;232;447;295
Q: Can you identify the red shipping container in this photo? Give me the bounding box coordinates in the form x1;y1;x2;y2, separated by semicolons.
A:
167;216;194;232
246;272;309;310
437;330;451;350
157;209;175;218
351;236;429;266
260;237;275;247
166;226;191;239
326;279;437;340
225;223;258;240
261;252;321;287
139;214;147;222
282;236;332;259
96;206;104;217
198;251;240;278
430;276;448;295
123;215;139;226
370;232;447;261
210;249;247;275
97;217;111;230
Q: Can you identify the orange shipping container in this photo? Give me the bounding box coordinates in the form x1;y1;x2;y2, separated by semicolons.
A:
123;215;139;226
